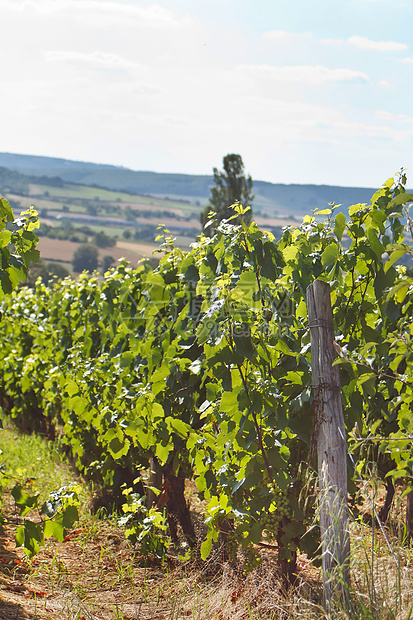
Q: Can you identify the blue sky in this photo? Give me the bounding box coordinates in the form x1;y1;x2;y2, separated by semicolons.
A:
0;0;412;187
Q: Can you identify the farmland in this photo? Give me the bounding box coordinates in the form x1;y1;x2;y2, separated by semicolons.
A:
1;172;299;275
36;237;155;270
2;179;205;272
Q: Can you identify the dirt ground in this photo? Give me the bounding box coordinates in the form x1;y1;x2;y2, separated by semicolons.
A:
0;489;322;620
115;240;160;258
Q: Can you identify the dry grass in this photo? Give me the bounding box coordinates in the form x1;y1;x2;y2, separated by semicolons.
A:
1;422;413;619
2;493;413;620
0;503;324;620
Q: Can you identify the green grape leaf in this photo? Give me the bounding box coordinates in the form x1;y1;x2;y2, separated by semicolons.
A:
388;192;413;208
334;212;346;241
321;243;339;270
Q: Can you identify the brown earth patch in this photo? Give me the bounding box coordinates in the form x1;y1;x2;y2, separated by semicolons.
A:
0;504;322;620
36;238;154;268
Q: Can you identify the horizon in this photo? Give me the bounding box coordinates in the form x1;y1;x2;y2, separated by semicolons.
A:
1;0;412;188
0;149;398;190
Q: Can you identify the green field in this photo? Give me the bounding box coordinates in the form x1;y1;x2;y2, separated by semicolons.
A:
3;171;336;273
2;176;205;267
30;183;198;212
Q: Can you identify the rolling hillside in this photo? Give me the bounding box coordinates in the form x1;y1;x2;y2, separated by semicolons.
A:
0;151;385;217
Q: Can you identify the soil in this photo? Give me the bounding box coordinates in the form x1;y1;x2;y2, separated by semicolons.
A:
0;489;321;620
0;488;183;620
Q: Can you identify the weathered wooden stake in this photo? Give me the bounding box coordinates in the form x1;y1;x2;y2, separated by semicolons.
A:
146;455;162;509
306;280;350;611
406;489;413;543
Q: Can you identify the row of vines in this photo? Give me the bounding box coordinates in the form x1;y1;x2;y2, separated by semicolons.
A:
0;198;80;554
1;174;413;581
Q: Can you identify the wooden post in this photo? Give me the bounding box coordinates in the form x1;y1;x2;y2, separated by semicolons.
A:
306;280;350;611
146;455;162;509
406;489;413;543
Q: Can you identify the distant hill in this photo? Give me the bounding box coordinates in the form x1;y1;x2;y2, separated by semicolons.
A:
0;151;391;217
0;165;66;194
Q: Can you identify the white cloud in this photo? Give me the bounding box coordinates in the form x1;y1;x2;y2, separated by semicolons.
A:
133;83;164;95
0;0;192;26
238;64;369;85
262;30;311;41
321;38;344;45
44;50;137;69
228;96;413;146
314;119;412;142
376;110;413;122
0;0;411;187
348;35;408;51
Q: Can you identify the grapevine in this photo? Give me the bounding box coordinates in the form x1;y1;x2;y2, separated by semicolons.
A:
0;177;412;576
261;485;291;542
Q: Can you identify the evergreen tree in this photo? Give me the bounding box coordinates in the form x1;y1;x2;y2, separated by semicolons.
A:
200;154;254;235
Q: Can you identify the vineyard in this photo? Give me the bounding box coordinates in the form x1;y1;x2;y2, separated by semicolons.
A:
1;173;413;616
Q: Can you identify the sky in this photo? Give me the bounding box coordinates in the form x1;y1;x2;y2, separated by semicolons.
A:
0;0;412;188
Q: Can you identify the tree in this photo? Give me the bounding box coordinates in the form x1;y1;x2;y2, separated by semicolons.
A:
72;244;99;273
93;231;115;248
200;154;254;235
25;261;71;288
47;262;70;280
102;255;115;274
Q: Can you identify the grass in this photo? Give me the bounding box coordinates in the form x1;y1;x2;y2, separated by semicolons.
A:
1;417;413;619
0;418;82;506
